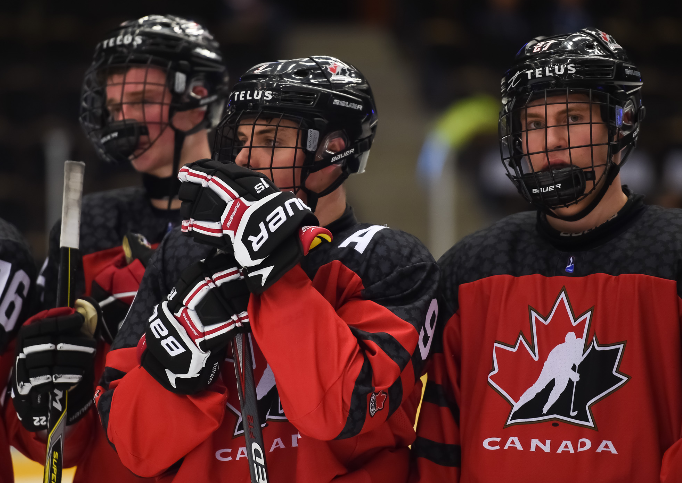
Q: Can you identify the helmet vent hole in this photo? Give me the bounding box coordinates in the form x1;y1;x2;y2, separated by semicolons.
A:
294;69;309;78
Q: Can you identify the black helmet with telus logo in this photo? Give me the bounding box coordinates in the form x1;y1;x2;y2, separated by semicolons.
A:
213;56;378;210
80;15;230;168
499;28;645;221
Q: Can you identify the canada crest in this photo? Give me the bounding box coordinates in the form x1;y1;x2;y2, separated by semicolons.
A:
488;288;629;429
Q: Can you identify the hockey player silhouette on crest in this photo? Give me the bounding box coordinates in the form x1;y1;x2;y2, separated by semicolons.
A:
512;332;584;415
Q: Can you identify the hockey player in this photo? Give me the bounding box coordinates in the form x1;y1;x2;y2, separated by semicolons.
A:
4;15;229;483
411;28;682;482
95;56;439;482
0;220;37;483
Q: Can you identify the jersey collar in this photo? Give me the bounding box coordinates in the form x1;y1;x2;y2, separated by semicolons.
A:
537;186;647;251
324;205;358;236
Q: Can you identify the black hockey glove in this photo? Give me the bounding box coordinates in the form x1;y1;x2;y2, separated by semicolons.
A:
138;251;250;395
178;160;332;293
11;299;99;431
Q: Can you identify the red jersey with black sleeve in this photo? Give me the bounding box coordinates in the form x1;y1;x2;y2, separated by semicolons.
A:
96;206;439;482
411;191;682;483
5;186;173;483
0;217;37;483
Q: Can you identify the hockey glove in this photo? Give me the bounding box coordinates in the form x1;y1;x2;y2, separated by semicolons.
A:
11;299;99;431
90;232;155;343
178;159;332;293
138;251;250;395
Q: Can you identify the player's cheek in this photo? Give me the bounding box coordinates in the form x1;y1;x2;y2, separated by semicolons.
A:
144;104;166;127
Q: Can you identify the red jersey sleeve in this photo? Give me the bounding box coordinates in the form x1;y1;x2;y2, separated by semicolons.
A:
95;229;216;477
410;313;461;482
103;349;227;477
249;226;439;441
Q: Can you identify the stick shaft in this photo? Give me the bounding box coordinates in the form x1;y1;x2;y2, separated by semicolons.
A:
232;333;269;483
45;161;85;483
56;247;78;308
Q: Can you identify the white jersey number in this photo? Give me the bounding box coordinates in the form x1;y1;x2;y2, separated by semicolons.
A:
418;298;438;361
0;259;30;333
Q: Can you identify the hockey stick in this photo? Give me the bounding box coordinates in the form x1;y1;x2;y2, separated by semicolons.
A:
569;364;579;417
232;332;268;483
43;161;85;483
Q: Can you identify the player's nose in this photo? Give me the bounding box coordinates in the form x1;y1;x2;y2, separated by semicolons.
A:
234;145;250;168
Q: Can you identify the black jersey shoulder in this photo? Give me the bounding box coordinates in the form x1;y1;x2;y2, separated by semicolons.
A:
112;227;212;350
0;217;33;251
155;227;214;288
440;204;682;308
302;222;437;303
439;210;539;289
0;216;37;282
0;217;37;350
77;186;176;254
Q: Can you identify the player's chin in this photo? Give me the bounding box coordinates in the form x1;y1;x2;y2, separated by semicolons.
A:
130;151;167;176
550;189;596;219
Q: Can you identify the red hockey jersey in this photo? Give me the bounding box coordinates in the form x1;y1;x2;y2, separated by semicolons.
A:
96;206;439;482
411;193;682;483
5;187;173;483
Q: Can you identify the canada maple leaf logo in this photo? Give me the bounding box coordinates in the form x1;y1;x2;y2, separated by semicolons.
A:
488;288;629;429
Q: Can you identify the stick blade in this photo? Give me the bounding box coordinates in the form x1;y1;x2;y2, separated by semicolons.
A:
60;161;85;249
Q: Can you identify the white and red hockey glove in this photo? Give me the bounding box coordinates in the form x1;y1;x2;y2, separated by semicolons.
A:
138;251;250;394
177;159;331;293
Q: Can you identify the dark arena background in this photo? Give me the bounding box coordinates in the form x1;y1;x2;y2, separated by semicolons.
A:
1;0;681;478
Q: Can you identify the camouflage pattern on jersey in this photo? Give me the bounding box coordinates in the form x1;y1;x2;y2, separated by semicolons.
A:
40;186;179;309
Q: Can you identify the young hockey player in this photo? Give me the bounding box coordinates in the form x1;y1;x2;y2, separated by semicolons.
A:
0;220;36;483
5;14;229;483
95;56;439;482
411;28;682;483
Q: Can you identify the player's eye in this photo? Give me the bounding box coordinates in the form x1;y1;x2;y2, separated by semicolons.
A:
568;114;582;124
528;120;544;130
107;105;121;119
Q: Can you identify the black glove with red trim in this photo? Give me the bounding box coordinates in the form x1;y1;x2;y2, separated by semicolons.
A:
138;251;250;394
177;160;332;293
11;299;99;431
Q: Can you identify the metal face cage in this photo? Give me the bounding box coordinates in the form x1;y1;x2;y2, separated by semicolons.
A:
499;87;634;213
213;109;313;193
80;55;182;165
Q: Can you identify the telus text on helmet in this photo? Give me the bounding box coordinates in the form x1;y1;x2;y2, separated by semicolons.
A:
100;34;143;49
231;90;274;102
508;64;576;89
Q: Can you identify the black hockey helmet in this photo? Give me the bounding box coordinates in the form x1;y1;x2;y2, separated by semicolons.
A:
79;15;230;167
212;56;378;210
499;28;645;221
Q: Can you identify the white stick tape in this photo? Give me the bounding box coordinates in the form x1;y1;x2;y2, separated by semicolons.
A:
60;161;85;249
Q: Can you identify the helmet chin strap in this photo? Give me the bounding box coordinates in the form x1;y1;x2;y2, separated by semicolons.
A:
163;113;211;211
543;162;621;222
542;129;637;222
301;170;349;214
167;129;186;211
